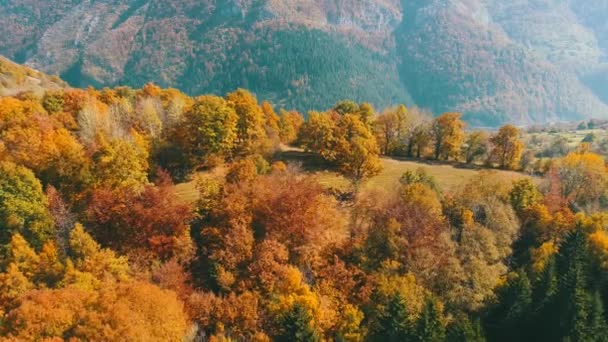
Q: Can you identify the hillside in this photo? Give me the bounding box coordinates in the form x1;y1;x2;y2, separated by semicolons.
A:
1;0;607;125
0;56;66;96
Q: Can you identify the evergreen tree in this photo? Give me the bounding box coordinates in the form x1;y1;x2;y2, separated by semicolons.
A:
414;298;446;342
531;257;559;341
370;292;412;342
446;313;486;342
555;227;593;341
276;303;320;342
588;291;608;341
485;271;532;341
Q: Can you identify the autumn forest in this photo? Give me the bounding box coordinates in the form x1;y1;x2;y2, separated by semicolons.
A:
2;79;608;342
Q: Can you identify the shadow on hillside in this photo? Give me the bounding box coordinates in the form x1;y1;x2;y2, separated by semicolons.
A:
273;149;340;173
385;155;487;170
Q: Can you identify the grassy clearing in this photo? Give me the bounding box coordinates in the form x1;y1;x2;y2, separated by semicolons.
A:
173;166;226;204
174;151;532;203
313;157;531;194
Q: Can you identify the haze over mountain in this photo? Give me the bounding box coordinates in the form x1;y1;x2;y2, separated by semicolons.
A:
0;0;607;126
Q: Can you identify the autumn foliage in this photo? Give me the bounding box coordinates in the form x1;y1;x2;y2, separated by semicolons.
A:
3;83;608;341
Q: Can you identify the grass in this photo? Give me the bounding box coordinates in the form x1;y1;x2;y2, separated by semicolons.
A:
173;166;226;204
174;149;533;203
526;129;608;148
313;157;530;193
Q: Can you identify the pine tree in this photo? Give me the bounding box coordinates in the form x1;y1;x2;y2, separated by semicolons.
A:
588;291;608;341
485;271;532;341
370;292;412;342
555;227;594;341
531;257;559;341
414;298;446;342
446;313;486;342
276;303;320;342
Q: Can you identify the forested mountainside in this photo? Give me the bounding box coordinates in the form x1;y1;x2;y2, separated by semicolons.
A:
4;62;608;340
0;0;607;125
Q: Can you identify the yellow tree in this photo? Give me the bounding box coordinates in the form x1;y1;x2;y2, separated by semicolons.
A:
261;100;281;149
431;112;466;161
552;151;608;211
374;105;409;155
335;114;383;186
278;110;304;145
226;89;269;156
489;125;524;169
91;132;149;189
175;95;238;169
299;111;339;161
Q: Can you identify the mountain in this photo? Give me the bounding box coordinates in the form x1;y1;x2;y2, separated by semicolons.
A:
0;56;66;96
0;0;607;126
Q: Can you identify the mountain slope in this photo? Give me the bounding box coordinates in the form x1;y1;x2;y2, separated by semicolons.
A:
0;0;606;125
0;56;66;96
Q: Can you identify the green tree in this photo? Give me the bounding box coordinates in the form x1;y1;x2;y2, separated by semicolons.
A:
276;303;320;342
371;292;412;342
414;298;446;342
554;227;597;341
462;131;489;164
399;168;440;193
509;179;543;215
447;314;485;342
0;162;54;249
485;271;533;341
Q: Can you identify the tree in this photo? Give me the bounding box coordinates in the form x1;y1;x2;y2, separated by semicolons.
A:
462;131;489;164
91;133;149;189
251;171;346;264
509;179;542;215
261;100;281;149
414;299;446;342
370;292;412;342
2;281;189;341
85;176;194;261
335;304;365;342
551;151;608;211
334;114;382;185
554;227;596;341
409;124;432;159
299;111;338;161
0;162;54;249
489;125;524;169
333;100;361;116
226;89;269;156
374;105;409;155
485;272;532;341
278;110;304;145
431;112;465;160
399;168;440;193
275;303;320;342
175;95;238;169
300;112;381;185
446;314;485;342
